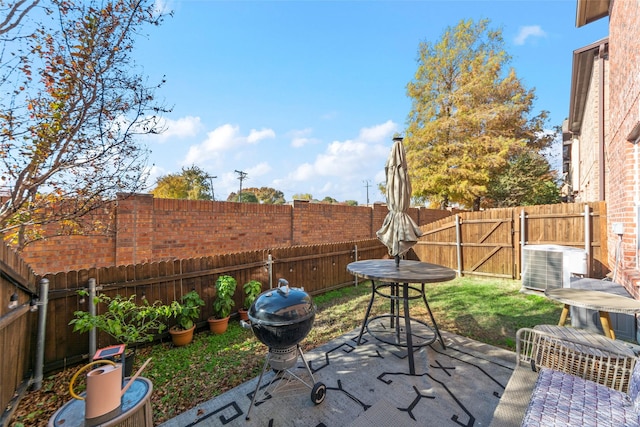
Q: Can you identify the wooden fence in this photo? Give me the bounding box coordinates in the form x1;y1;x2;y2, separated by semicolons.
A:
0;201;606;421
414;201;607;279
0;244;38;423
39;239;388;373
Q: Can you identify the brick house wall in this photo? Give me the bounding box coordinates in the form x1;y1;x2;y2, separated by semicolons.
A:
604;0;640;296
18;194;453;274
574;50;608;202
564;38;609;205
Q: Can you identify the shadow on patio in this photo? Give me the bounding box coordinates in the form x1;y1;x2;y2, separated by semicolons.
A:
158;329;516;427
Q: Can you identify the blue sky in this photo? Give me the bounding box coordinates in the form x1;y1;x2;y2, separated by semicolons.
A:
136;0;609;205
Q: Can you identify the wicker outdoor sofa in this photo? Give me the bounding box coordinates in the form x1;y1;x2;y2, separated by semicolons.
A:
490;325;640;427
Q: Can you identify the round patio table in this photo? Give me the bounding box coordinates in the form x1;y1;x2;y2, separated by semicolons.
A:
347;259;456;374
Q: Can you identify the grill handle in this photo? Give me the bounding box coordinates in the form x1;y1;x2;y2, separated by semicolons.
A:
277;278;290;295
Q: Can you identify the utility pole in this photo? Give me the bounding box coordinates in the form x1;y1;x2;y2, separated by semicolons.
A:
204;174;217;201
363;180;371;207
234;170;248;202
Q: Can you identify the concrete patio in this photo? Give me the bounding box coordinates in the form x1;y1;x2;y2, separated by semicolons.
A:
158;328;517;426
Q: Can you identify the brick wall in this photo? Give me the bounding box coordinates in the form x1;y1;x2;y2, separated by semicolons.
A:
575;51;606;202
605;0;640;296
19;194;453;274
15;204;118;274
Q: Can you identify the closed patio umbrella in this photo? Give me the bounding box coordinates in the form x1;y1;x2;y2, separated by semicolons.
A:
376;136;423;266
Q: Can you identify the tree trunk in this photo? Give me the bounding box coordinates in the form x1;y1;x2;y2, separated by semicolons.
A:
472;197;481;211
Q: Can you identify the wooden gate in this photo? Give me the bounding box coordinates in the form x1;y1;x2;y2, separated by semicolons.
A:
415;208;515;278
412;202;606;280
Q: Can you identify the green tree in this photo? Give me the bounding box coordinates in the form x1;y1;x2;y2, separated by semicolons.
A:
485;151;560;207
238;192;259;203
405;19;552;211
152;166;211;200
0;0;169;248
321;196;338;204
292;193;313;201
377;182;386;199
240;187;286;204
226;192;259;203
344;200;358;206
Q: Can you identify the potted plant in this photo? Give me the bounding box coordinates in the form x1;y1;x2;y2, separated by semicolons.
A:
168;290;205;346
238;279;262;321
208;275;237;334
70;291;172;374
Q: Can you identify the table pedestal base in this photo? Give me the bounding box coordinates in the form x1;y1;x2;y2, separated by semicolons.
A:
347;259;456;376
356;281;445;375
365;315;437;347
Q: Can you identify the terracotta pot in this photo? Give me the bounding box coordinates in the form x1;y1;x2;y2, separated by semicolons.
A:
238;308;249;322
208;316;230;334
169;325;195;346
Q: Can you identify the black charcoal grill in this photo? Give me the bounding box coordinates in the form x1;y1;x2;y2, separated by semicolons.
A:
242;278;326;420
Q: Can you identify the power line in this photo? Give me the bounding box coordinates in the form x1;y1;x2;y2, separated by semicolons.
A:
234;170;248;202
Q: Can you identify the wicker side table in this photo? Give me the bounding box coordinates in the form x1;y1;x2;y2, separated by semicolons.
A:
516;326;637;392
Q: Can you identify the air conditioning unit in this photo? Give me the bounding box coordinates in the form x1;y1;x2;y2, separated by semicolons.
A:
522;245;588;291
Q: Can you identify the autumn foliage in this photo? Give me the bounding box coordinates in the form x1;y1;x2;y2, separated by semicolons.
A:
0;0;170;248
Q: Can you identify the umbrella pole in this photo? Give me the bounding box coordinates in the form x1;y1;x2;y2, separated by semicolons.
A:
395;255;400;268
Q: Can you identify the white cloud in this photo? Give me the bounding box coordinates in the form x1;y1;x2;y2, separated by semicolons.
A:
316;140;370;176
514;25;547;46
374;168;386;186
182;124;275;165
153;0;173;15
144;164;166;190
217;170;240;200
292;137;312;148
286;163;315;181
172;120;397;203
153;116;203;143
318;181;335;195
182;124;236;164
248;128;276;143
321;111;338;120
247;162;272;177
358;120;397;142
290;128;319;148
279;121;397;184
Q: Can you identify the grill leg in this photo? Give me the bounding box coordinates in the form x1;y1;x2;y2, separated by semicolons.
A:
246;353;271;420
297;345;316;383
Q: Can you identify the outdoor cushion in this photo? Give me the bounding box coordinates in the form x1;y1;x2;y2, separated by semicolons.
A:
521;367;640;427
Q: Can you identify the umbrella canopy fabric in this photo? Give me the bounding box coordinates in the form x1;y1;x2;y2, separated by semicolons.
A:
376;137;423;258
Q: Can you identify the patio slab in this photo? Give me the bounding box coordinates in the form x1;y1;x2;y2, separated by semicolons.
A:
158;329;517;426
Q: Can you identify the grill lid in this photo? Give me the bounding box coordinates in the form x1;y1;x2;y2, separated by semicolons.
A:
248;279;315;327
